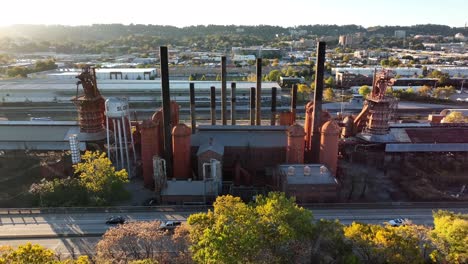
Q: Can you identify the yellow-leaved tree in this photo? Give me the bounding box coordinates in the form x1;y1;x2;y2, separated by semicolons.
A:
430;210;468;264
73;151;129;205
188;193;314;263
442;111;466;123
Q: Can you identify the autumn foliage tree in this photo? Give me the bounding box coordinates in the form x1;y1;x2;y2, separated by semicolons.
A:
187;193;314;264
29;151;129;206
74;151;129;204
96;220;191;263
430;210;468;264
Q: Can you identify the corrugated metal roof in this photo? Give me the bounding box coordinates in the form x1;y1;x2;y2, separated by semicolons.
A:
191;125;287;147
385;143;468;152
0;79;279;91
0;121;105;150
0;141;86;151
406;127;468;143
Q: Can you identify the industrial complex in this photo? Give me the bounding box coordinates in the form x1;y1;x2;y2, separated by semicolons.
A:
0;43;467;206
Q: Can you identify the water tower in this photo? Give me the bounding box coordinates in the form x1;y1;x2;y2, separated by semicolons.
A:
105;97;136;177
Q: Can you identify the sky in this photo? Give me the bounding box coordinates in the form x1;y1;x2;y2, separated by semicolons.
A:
1;0;466;28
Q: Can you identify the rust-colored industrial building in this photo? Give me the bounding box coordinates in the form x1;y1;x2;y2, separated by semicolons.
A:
132;43;341;204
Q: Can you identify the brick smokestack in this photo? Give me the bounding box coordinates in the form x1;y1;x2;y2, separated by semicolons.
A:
311;42;326;163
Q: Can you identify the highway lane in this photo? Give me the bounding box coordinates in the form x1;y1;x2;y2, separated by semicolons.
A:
1;207;467;256
1;207;467;238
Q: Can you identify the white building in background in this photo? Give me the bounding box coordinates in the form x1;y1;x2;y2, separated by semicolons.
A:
455;33;465;41
45;68;157;80
394;30;406;39
332;67;423;77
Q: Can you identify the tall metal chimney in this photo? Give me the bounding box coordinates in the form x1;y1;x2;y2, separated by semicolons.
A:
250;87;256;125
291;84;297;124
271;87;277;126
311;42;326;163
159;46;173;177
210;86;216;125
256;58;262;125
231;82;236;125
221;56;227;125
189;82;196;134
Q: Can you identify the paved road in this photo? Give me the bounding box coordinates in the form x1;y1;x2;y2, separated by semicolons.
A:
0;206;467;256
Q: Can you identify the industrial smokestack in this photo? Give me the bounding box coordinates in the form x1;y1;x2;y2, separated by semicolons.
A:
210;86;216;125
271;87;277;126
231;82;236;125
311;42;326;163
221;56;227;125
159;46;173;177
256;58;262;125
250;87;256;125
189;82;196;134
291;84;297;124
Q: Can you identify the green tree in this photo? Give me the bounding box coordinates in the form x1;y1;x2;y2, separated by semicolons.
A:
344;222;428;264
188;193;314;264
297;84;312;102
359;85;371;98
324;76;335;88
324;88;335;102
268;69;281;82
433;86;455;99
74;151;129;204
310;219;357;263
29;177;88;207
0;243;55;264
418;85;432;97
443;111;466;123
431;210;468;263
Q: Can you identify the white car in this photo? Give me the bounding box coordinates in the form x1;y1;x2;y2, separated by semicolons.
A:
387;218;409;227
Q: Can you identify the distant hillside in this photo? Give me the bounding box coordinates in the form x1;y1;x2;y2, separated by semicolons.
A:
0;24;466;42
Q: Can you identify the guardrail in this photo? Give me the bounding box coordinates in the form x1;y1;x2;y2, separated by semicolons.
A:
0;201;466;215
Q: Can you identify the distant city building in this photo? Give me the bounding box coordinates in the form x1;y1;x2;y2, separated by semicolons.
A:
455;33;466;41
394;30;406;39
335;71;372;88
339;35;354;46
43;68;157;80
232;46;282;59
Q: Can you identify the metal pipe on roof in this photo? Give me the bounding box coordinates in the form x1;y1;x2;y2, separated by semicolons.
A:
189;83;196;134
112;118;119;169
160;46;173;178
121;115;131;177
256;58;262;125
311;41;326;163
291;84;297;124
117;120;124;171
221;56;227;125
231;82;236;125
210;86;216;125
106;116;110;159
250;87;256;125
271;87;277;126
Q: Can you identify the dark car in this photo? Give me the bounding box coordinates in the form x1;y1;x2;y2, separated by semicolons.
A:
159;221;182;231
106;216;126;225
